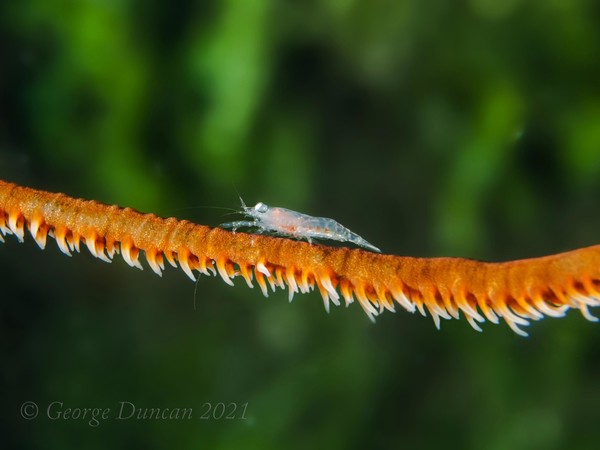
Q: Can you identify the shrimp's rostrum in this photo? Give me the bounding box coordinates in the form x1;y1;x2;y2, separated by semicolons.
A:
220;199;382;253
1;178;600;336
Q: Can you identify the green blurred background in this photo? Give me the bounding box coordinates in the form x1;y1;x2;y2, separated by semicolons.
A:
1;0;600;448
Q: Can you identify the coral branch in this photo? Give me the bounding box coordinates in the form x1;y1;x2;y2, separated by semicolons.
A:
1;179;599;335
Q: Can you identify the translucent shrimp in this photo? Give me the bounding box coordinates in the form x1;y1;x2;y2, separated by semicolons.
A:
220;199;381;253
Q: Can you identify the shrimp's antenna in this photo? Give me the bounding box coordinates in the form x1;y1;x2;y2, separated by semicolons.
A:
220;211;244;218
230;181;247;211
193;271;201;311
168;205;239;215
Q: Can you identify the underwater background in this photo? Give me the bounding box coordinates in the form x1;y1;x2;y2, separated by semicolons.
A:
1;1;599;448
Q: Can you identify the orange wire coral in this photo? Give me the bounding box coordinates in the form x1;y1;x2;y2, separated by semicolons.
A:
1;178;598;336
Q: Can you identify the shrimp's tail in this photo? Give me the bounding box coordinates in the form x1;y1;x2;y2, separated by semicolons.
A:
345;230;381;253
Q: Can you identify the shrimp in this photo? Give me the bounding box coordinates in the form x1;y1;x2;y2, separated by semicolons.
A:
220;199;382;253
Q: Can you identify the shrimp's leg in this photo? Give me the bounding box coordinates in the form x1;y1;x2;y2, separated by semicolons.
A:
220;220;256;232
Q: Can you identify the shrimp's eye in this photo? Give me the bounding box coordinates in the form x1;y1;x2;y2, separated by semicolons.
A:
254;202;268;213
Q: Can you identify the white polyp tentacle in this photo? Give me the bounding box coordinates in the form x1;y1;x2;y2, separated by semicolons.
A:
532;298;568;318
121;243;143;270
340;283;354;307
414;301;426;317
105;242;116;259
31;223;48;250
321;294;331;313
320;276;340;306
354;285;378;322
157;255;165;271
298;273;310;294
390;289;415;313
378;297;395;314
376;286;396;313
238;264;254;288
85;235;111;263
275;270;287;291
285;269;299;302
265;274;277;293
497;301;530;325
428;299;451;321
514;296;544;320
164;251;177;268
29;217;40;241
179;257;196;281
96;243;112;263
216;258;234;287
504;316;529;337
570;292;598;306
71;234;81;252
495;302;530;336
197;260;211;276
579;303;598;322
256;262;271;278
254;266;269;297
465;313;483;332
8;213;24;242
205;260;217;277
121;245;134;268
0;213;12;236
476;297;500;324
54;229;72;257
458;300;484;323
428;307;441;330
146;251;163;277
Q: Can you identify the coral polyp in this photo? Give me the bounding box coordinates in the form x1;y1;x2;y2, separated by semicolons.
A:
1;179;599;336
